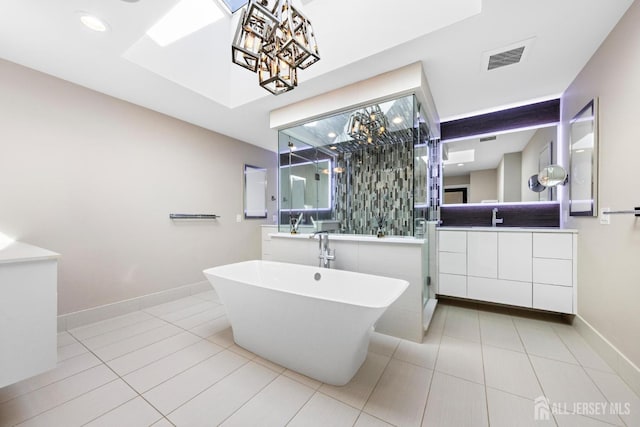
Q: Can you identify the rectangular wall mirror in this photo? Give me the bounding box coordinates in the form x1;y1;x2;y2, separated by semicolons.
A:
244;164;267;219
569;99;598;216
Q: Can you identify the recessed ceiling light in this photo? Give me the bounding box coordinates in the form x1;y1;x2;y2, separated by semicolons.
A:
328;132;337;138
79;13;109;32
147;0;224;47
392;117;403;124
576;149;585;153
329;146;337;150
457;163;464;167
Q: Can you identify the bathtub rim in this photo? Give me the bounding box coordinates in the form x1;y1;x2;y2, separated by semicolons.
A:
203;259;409;310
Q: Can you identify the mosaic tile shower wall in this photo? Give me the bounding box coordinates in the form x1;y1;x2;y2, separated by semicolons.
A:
334;140;414;235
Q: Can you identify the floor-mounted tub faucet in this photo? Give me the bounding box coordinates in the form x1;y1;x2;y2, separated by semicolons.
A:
310;231;335;268
492;208;504;227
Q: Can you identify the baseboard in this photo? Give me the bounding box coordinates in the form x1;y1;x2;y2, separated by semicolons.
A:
57;280;211;331
573;314;640;398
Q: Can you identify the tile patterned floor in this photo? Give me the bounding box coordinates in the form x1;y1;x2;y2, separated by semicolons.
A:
1;293;638;426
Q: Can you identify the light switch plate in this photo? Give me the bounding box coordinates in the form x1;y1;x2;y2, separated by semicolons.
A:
600;208;611;225
236;214;242;223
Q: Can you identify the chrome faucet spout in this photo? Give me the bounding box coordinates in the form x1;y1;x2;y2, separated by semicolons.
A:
311;231;334;268
492;208;504;227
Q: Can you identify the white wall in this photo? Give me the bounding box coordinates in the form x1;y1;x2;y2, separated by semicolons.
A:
470;169;498;203
560;1;640;368
0;58;277;314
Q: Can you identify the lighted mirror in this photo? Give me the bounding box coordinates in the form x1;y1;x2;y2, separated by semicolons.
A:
569;99;598;216
442;125;558;204
244;164;267;219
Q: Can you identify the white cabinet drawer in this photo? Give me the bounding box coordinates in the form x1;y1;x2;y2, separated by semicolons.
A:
439;252;466;275
533;233;573;259
533;283;573;313
439;273;466;298
533;258;572;287
468;232;498;278
468;276;532;308
439;231;466;253
498;232;532;282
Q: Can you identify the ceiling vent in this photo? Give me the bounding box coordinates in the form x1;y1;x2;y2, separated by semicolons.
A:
487;46;525;70
479;135;497;142
482;37;535;72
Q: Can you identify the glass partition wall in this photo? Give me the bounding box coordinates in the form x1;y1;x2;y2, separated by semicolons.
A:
278;94;436;236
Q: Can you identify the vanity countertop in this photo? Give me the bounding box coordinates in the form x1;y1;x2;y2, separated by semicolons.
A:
0;241;60;265
269;232;426;245
437;227;577;233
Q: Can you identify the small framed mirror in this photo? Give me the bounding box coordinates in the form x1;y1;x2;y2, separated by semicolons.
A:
569;99;598;216
244;165;267;219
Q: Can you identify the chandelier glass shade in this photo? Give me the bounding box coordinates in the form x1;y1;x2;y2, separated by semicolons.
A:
347;105;389;144
232;0;320;95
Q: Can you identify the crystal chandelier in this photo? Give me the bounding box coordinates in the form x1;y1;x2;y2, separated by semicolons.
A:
231;0;320;95
347;105;389;144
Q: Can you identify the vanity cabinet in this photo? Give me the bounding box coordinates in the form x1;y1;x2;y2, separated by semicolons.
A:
437;228;577;314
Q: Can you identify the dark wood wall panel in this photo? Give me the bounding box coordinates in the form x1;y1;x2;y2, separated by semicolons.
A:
441;99;560;141
440;202;560;228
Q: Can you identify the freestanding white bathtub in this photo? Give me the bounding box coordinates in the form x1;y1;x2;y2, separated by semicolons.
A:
203;260;408;386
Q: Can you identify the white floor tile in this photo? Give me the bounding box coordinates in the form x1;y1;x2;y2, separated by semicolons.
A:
92;324;183;361
553;326;615;373
158;301;219;323
516;323;578;365
56;331;77;347
364;359;432;427
369;332;400;357
172;304;226;330
585;367;640;427
354;412;394;427
253;356;286;374
143;349;249;414
79;317;167;350
422;372;488;427
483;345;543;399
479;311;524;352
435;335;485;384
0;352;102;404
486;388;555;427
143;296;206;317
150;418;174;427
190;315;231;338
220;375;314;427
320;352;390;409
57;341;89;362
443;305;481;343
287;392;360;427
0;365;117;427
530;356;624;425
393;336;439;369
84;396;163;427
168;362;278;426
124;339;225;393
207;327;234;348
106;331;201;376
68;311;153;341
283;369;323;390
554;413;620;426
16;380;136;427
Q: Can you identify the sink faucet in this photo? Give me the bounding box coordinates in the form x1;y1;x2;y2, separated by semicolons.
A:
310;231;335;268
492;208;504;227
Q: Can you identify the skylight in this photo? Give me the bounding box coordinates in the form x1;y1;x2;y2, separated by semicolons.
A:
147;0;225;47
220;0;249;13
444;149;475;165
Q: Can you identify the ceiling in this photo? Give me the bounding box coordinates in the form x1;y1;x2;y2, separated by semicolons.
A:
0;0;633;152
